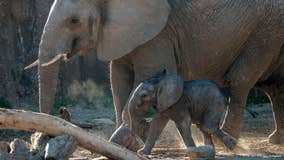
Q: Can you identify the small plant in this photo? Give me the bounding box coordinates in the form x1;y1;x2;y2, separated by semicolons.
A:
0;97;12;109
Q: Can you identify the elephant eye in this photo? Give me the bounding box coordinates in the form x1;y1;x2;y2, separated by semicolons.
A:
141;93;147;98
70;17;80;25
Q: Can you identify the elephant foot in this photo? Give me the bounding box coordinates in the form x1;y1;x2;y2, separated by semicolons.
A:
222;134;237;150
109;125;142;151
137;147;151;156
222;106;244;139
186;145;215;159
268;129;283;144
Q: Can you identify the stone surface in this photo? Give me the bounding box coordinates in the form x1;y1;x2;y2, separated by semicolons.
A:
0;141;10;153
45;134;78;160
90;118;115;126
30;132;51;159
10;138;30;158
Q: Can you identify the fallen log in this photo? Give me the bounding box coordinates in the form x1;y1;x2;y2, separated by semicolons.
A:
0;108;146;160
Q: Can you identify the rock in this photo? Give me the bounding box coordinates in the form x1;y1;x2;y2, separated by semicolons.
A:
0;141;10;153
9;138;30;158
30;132;52;159
45;134;78;160
0;153;28;160
91;119;115;126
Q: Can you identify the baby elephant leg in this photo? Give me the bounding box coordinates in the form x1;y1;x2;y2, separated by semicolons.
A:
214;128;237;150
175;114;216;158
174;115;216;159
138;113;169;155
173;115;196;148
201;114;236;150
202;131;214;148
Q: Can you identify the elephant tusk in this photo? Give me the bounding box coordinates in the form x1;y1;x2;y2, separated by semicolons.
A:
24;60;39;70
41;54;67;67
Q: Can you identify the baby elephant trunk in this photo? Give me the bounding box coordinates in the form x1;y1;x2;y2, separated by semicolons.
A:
109;126;141;152
128;98;151;142
128;96;143;131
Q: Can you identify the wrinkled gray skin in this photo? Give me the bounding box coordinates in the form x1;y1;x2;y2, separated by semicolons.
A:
33;0;284;148
128;74;236;156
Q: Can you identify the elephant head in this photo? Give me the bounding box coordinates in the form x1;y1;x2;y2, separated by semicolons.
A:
29;0;170;114
128;73;184;133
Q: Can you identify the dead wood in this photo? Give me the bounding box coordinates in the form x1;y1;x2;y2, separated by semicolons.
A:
59;107;71;122
0;108;146;160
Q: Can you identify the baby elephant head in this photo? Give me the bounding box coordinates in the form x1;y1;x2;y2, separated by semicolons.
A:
128;74;184;131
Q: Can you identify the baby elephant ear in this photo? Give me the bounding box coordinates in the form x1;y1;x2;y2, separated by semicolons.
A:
157;75;184;112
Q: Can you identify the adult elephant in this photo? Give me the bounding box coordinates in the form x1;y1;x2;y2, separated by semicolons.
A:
27;0;284;145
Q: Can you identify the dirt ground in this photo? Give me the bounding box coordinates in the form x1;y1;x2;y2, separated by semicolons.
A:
1;103;284;160
71;103;284;160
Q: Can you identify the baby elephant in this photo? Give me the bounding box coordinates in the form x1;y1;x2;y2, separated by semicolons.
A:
128;74;236;157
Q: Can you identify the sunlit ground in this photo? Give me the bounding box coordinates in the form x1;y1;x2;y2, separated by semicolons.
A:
149;103;284;160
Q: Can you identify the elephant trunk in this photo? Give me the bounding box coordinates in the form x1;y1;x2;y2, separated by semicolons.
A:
128;99;150;141
37;6;74;114
37;21;65;114
38;45;60;114
128;97;142;131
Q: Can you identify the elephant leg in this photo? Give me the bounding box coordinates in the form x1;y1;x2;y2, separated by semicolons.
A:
262;86;284;144
173;115;196;148
201;131;216;159
221;88;249;139
199;110;224;150
269;95;284;144
214;128;237;150
174;116;217;159
109;60;142;151
222;32;281;139
139;114;169;155
202;131;214;148
110;59;134;128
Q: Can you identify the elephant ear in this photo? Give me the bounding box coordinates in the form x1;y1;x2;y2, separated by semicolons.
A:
157;75;184;112
97;0;170;61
